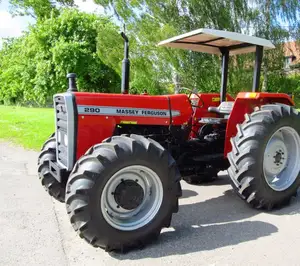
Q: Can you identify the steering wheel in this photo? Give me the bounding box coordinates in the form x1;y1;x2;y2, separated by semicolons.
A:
178;87;205;108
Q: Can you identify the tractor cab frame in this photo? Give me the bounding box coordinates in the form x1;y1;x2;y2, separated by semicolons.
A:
159;29;293;155
158;28;275;102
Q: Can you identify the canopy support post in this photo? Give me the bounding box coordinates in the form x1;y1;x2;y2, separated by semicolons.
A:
252;45;263;92
220;49;229;102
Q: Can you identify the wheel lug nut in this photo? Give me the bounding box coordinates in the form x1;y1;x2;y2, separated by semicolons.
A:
135;179;138;182
116;205;120;208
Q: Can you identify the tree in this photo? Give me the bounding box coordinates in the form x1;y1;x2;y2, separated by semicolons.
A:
95;0;299;95
0;9;121;105
9;0;74;19
247;0;300;91
94;0;251;94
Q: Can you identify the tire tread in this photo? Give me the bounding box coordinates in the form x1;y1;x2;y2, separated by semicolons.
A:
37;136;66;202
228;103;300;210
66;134;181;252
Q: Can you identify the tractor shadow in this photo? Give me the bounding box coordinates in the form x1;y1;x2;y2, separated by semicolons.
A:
180;189;198;199
111;176;300;260
111;188;277;259
198;171;234;186
271;188;300;216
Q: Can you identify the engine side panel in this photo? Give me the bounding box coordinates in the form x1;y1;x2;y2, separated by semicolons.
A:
74;92;193;159
224;92;294;156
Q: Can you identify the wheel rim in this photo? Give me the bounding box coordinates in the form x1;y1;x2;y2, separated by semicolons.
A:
263;126;300;191
100;165;163;231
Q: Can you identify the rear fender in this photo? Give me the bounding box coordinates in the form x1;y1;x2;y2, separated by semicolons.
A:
224;92;294;157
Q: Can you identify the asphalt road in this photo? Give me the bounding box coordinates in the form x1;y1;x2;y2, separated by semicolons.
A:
1;141;300;266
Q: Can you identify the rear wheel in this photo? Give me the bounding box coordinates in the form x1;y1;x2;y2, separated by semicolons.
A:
66;134;181;252
37;134;66;202
228;104;300;210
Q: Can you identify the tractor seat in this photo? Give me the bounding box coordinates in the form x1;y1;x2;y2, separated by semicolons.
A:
208;101;234;115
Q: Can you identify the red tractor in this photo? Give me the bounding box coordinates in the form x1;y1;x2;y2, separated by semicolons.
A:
38;29;300;252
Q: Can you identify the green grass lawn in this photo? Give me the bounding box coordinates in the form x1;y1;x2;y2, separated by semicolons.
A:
0;105;55;150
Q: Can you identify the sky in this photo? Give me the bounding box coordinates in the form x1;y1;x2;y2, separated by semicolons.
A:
0;0;105;48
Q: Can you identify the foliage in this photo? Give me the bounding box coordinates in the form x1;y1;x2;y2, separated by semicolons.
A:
268;73;300;93
9;0;74;19
95;0;251;95
94;0;300;95
247;0;300;91
1;0;299;101
267;73;300;107
248;0;300;40
97;15;176;95
290;63;300;69
0;105;54;150
0;9;121;105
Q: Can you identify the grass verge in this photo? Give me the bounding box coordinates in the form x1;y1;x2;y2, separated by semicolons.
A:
0;105;54;150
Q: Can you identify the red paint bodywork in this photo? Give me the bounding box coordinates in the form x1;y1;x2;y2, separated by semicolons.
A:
224;92;294;155
74;92;193;159
190;93;235;138
73;91;294;160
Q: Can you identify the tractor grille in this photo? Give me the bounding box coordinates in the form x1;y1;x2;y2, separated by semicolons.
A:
55;96;68;167
54;93;76;171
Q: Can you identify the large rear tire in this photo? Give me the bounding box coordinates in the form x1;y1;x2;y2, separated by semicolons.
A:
66;134;181;252
37;134;66;202
228;104;300;210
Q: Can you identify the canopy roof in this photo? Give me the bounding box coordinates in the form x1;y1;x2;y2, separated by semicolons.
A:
158;28;275;55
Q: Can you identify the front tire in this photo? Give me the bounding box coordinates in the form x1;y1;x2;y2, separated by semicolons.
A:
228;104;300;210
37;134;66;202
66;134;181;252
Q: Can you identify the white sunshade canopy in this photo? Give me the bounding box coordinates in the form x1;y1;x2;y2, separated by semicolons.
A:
158;28;275;55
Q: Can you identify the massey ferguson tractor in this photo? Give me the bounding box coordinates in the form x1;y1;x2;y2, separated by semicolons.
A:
37;28;300;252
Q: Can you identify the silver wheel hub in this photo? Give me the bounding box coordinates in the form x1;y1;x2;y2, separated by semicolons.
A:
264;138;288;176
263;126;300;191
100;165;163;231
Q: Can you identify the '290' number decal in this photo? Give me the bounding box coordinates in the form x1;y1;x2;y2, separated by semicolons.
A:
84;107;100;113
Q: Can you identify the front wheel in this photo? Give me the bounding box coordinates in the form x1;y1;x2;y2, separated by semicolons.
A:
228;104;300;210
37;134;66;202
66;134;181;252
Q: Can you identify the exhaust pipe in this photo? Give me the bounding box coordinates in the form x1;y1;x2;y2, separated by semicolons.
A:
121;32;130;94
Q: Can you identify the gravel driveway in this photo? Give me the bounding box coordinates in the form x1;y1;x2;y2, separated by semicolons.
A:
1;141;300;266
